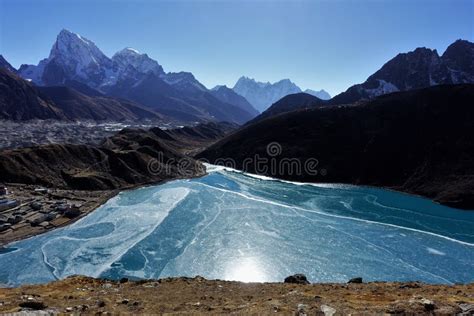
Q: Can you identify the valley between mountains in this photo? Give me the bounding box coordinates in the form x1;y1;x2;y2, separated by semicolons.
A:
0;31;473;245
0;25;474;314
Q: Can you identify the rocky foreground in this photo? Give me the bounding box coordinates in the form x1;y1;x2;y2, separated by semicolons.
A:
0;276;473;315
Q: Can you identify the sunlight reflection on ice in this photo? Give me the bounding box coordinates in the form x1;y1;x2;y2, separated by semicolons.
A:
224;256;269;283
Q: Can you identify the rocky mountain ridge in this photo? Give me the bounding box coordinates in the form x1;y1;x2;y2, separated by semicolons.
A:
0;122;236;190
331;39;474;104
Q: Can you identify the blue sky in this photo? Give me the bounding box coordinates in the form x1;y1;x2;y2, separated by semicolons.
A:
1;0;473;95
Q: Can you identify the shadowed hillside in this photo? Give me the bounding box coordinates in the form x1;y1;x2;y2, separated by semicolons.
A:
199;84;474;209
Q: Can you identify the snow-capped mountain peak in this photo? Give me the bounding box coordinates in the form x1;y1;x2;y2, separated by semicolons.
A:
49;29;111;70
20;29;113;87
233;76;302;112
112;47;164;77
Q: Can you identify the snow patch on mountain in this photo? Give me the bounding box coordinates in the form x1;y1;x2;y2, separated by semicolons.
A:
364;80;399;97
18;59;48;84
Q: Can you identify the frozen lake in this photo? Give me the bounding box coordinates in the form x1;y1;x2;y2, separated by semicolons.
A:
1;166;473;286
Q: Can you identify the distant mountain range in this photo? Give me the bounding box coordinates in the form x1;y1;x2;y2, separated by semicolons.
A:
331;39;474;104
232;76;330;112
12;29;258;124
0;32;472;124
242;39;474;123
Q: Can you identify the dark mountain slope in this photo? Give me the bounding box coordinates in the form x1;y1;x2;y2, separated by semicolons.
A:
199;84;474;209
211;86;259;117
62;79;104;97
250;93;327;123
0;55;17;73
0;68;65;120
0;68;163;121
109;73;254;124
38;86;162;121
103;121;238;156
0;127;208;190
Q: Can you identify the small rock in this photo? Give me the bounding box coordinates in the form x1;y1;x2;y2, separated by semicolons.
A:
121;299;129;305
399;283;421;289
102;283;113;289
297;303;308;316
421;298;435;311
459;303;474;315
19;301;46;310
132;301;140;306
320;304;336;316
66;307;74;312
348;277;363;284
30;202;42;211
284;274;310;285
79;304;89;311
97;300;106;307
386;307;405;314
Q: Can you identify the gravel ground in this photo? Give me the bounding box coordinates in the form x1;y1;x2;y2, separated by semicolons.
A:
0;276;473;315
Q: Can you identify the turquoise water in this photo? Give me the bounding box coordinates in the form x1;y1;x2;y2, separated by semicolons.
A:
1;166;473;286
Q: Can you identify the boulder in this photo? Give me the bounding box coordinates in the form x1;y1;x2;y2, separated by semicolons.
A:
348;277;363;284
284;274;310;285
19;301;46;310
64;208;81;219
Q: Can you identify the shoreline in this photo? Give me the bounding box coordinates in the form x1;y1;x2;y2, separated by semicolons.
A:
205;164;474;211
0;275;473;314
0;172;207;247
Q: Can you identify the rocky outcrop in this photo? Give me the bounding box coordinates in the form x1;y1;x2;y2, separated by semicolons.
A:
199;84;474;209
284;274;310;285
